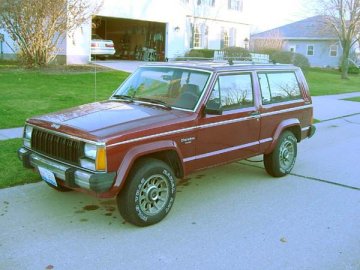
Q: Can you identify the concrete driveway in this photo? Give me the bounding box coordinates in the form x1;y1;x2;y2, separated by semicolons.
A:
92;60;148;73
1;113;360;269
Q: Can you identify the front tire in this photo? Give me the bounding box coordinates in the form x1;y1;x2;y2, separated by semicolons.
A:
264;131;297;177
117;158;176;227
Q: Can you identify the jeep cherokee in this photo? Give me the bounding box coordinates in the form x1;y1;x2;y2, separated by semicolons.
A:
18;61;316;226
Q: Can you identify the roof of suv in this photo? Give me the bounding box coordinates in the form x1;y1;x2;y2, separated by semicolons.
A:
143;60;299;72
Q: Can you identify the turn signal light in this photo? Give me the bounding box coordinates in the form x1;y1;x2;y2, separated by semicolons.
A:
95;147;107;171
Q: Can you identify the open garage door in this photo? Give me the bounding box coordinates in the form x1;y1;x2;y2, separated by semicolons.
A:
92;16;166;61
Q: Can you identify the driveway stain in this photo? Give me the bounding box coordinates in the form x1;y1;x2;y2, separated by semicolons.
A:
83;205;100;211
99;200;116;206
73;201;120;223
1;201;9;216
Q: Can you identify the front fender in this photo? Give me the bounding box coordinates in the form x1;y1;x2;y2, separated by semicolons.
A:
265;119;301;154
112;140;184;193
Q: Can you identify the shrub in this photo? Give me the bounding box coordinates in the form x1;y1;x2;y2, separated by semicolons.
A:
348;66;360;74
223;47;251;60
270;51;310;69
339;65;360;75
185;49;215;58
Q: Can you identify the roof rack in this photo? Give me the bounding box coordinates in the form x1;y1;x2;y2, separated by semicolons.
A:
169;53;273;65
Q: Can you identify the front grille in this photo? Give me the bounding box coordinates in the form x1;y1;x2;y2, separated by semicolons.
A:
31;128;82;164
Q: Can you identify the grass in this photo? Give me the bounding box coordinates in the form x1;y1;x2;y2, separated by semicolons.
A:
304;68;360;96
0;139;41;189
0;64;129;128
343;97;360;102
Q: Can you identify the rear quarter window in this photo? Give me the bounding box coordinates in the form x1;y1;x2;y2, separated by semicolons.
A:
258;71;302;105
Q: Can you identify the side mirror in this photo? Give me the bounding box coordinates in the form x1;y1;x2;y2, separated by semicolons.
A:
204;102;223;115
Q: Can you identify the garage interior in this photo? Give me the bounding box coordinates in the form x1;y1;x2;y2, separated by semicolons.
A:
92;16;166;61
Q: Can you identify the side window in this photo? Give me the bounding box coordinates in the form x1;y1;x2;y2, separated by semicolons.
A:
258;72;302;104
258;73;271;104
208;73;254;111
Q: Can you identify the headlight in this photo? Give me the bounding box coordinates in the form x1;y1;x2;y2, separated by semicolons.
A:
24;125;33;140
23;125;33;148
81;143;107;171
84;143;97;159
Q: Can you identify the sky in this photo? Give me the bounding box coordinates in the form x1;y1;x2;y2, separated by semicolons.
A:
246;0;318;33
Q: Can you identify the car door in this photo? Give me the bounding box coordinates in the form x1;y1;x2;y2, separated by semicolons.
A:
190;72;261;170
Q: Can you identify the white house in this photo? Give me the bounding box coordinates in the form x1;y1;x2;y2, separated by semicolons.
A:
3;0;250;64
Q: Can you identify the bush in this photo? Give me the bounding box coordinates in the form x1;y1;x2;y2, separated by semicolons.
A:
269;51;310;69
185;49;215;58
339;65;360;75
348;66;360;74
223;47;251;60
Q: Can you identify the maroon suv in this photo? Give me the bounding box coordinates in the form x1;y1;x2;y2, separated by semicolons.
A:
18;62;316;226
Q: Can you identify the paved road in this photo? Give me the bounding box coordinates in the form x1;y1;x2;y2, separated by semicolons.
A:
1;114;359;270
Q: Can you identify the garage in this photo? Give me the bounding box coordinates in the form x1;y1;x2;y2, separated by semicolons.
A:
92;16;167;61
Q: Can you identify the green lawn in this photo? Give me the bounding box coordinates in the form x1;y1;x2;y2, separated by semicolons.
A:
0;65;129;128
304;68;360;96
343;97;360;102
0;139;40;189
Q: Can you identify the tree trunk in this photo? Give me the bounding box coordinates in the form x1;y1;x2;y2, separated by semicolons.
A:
341;41;351;80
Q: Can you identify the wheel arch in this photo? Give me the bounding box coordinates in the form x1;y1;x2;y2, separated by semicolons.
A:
112;140;184;193
265;119;301;154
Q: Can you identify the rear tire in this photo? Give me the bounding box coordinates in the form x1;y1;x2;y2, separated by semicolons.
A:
117;158;176;227
264;131;297;177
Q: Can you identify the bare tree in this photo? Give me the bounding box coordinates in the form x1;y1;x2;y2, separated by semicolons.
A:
319;0;360;79
0;0;102;67
250;29;284;53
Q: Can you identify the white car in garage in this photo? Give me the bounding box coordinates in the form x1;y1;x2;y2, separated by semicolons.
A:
91;34;115;58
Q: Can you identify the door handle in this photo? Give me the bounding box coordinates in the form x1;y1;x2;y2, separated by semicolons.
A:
249;111;260;120
249;111;260;116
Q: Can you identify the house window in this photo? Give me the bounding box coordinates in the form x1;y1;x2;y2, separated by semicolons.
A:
192;24;208;49
198;0;215;6
194;26;201;48
228;0;243;11
329;45;338;57
221;28;229;49
229;27;237;47
224;31;229;48
307;45;314;56
289;46;296;53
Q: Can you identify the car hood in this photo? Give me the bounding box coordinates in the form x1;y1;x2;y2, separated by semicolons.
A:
31;101;188;139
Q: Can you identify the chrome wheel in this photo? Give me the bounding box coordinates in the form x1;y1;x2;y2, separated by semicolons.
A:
117;158;176;226
139;174;170;216
264;131;297;177
279;139;295;170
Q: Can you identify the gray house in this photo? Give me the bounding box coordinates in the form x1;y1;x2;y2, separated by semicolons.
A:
250;16;351;68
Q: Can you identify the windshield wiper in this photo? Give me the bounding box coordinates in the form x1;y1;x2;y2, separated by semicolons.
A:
112;94;134;102
133;97;172;110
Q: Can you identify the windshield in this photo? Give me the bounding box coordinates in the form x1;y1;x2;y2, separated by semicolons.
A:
112;67;211;110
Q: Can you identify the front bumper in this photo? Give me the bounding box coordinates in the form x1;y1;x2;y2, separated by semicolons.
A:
18;147;116;193
90;48;116;56
308;125;316;138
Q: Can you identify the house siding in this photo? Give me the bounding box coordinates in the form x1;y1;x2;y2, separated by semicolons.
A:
283;40;342;67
